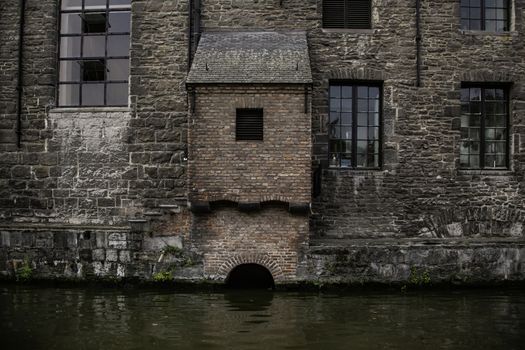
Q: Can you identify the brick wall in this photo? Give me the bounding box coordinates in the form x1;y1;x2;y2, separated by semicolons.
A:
189;85;311;205
190;205;309;281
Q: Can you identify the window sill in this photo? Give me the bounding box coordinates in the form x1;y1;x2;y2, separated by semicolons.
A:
49;106;131;113
321;28;375;35
459;30;518;37
457;169;514;176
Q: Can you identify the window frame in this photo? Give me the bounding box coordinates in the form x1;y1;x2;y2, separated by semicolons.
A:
57;0;131;107
328;80;383;170
460;83;511;170
460;0;510;32
322;0;372;30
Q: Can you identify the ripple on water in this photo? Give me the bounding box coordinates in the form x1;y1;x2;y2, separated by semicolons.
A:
0;286;524;350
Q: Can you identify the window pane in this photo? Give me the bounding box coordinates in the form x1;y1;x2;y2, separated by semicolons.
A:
357;113;367;126
368;113;379;126
59;84;80;106
60;37;81;57
369;99;379;112
341;99;352;112
340;154;352;168
469;19;481;30
329;153;340;167
62;0;82;10
107;59;129;80
341;113;352;125
485;20;496;31
357;86;368;99
330;86;340;99
82;84;105;106
341;86;352;98
83;36;106;57
60;61;81;82
109;0;131;7
369;127;379;140
369;87;380;99
107;83;128;105
83;60;105;81
107;35;130;56
469;7;481;19
330;99;340;112
357;127;367;140
357;99;368;112
341;126;352;140
109;12;131;33
83;13;107;33
85;0;107;10
329;112;339;124
61;13;82;34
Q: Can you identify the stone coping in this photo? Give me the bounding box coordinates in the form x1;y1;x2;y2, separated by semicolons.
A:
0;223;129;231
310;237;525;248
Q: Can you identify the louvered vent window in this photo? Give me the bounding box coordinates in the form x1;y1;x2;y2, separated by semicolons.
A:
323;0;372;29
236;109;263;141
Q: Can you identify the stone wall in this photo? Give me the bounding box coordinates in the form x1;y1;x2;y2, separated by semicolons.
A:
306;239;525;285
0;224;200;281
0;0;189;226
189;85;311;204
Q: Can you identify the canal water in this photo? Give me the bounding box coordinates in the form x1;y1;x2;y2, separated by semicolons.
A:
0;285;524;350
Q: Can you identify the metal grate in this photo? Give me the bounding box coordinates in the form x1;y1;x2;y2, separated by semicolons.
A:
323;0;371;29
236;109;263;141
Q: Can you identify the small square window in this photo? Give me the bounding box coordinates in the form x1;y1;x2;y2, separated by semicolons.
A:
236;109;263;141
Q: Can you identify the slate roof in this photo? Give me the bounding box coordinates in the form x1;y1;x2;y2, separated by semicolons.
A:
186;31;313;84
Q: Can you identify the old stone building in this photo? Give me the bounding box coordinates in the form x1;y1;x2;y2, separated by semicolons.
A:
0;0;524;286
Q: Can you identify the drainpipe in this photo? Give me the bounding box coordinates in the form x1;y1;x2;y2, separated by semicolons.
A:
187;0;193;72
16;0;26;148
415;0;421;87
187;0;201;72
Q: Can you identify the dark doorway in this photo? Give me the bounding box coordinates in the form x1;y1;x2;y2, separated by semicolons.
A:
226;264;275;290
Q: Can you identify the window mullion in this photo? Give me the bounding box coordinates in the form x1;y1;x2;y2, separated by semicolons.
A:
352;85;357;168
480;88;486;169
481;0;486;31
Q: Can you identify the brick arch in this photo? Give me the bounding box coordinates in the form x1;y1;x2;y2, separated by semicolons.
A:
217;255;284;281
328;67;386;81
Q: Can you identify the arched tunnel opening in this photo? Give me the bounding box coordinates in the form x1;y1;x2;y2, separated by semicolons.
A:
226;264;275;290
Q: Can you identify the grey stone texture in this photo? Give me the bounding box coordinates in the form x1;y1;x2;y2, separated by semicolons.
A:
0;0;524;284
187;31;313;84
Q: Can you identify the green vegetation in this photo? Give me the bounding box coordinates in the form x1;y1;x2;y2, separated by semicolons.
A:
16;260;33;282
408;267;431;286
152;270;173;282
162;245;183;256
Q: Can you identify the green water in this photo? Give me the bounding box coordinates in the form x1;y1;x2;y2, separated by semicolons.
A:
0;285;524;349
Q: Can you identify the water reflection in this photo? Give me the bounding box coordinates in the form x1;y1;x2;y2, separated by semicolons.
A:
0;286;524;350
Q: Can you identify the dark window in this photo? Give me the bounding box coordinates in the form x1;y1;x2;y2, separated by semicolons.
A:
236;109;263;141
58;0;131;107
460;86;509;169
460;0;509;32
323;0;372;29
329;83;381;168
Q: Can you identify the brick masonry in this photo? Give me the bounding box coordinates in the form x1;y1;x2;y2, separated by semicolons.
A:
0;0;524;284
